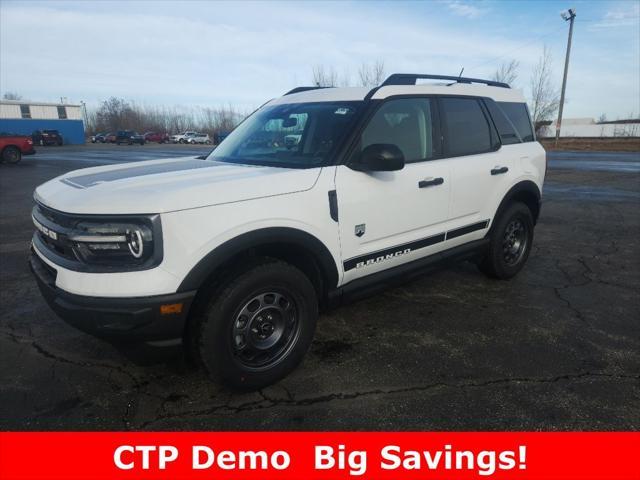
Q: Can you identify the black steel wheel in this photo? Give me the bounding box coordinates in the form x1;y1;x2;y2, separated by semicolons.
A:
231;291;300;370
502;219;528;266
194;258;318;389
479;202;534;279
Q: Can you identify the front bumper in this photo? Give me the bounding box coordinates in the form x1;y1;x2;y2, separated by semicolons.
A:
29;251;196;344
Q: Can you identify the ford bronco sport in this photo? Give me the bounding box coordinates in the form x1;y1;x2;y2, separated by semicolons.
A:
30;73;545;389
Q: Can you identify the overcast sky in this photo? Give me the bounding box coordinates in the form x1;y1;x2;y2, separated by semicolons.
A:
1;0;638;119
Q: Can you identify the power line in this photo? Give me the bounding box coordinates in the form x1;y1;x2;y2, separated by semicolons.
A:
469;24;567;71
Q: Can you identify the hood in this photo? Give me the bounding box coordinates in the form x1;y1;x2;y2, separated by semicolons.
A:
35;156;322;215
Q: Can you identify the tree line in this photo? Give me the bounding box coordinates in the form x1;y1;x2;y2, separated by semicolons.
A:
85;98;246;136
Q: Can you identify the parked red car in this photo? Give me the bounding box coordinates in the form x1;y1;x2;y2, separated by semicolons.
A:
0;134;36;164
143;132;170;143
104;132;117;143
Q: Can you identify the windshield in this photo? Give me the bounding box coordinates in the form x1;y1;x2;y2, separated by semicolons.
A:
208;101;363;168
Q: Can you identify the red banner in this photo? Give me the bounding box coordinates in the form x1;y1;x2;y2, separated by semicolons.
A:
0;432;638;479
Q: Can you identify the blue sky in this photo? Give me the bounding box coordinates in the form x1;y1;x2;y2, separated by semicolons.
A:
1;0;638;119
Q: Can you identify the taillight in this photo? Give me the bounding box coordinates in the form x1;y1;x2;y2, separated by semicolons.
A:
27;139;33;144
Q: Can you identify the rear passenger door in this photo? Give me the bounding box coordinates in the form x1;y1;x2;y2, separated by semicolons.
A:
440;96;514;243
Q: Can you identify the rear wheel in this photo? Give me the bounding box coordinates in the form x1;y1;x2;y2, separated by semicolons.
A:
194;258;318;389
2;146;21;164
479;202;534;279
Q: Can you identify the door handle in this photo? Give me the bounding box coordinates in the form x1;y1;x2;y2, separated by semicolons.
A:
419;177;444;188
491;166;509;175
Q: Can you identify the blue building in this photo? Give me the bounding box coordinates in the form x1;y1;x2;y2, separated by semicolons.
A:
0;100;85;145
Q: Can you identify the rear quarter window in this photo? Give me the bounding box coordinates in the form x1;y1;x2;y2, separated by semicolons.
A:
484;100;521;145
498;102;535;142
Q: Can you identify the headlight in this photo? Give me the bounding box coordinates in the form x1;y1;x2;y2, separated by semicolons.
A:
68;217;161;268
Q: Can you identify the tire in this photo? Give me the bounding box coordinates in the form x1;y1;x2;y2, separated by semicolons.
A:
194;258;318;390
2;146;21;164
479;202;534;279
179;139;185;144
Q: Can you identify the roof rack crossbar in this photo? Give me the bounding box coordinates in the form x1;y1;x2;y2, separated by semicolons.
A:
284;86;331;96
381;74;510;89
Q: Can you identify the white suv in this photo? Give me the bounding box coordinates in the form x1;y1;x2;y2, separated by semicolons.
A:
187;133;212;145
30;73;545;389
170;131;197;143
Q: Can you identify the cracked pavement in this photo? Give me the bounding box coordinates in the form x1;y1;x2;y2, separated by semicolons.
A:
1;145;639;430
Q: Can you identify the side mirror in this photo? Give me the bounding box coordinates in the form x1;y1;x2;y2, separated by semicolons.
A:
352;144;405;172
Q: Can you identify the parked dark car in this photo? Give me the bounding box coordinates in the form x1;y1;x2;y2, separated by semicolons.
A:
214;131;231;144
90;132;107;143
116;130;145;145
32;129;63;146
143;131;170;143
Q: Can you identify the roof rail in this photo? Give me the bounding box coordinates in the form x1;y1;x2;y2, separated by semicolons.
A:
381;73;510;89
284;86;330;96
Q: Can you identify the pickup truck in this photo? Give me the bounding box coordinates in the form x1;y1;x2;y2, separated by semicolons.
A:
0;134;35;164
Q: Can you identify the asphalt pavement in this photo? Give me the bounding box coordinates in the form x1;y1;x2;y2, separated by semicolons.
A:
1;144;638;430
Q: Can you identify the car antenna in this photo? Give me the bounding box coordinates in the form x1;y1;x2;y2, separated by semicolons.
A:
447;67;464;86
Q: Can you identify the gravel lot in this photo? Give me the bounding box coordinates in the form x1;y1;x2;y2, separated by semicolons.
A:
1;144;638;430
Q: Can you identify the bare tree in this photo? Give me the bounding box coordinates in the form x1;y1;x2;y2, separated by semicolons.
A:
338;68;352;87
358;60;386;87
597;113;607;124
491;59;519;85
2;92;23;101
86;98;247;137
312;65;338;87
529;46;560;135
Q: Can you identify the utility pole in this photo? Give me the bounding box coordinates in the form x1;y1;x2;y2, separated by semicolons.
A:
555;7;576;145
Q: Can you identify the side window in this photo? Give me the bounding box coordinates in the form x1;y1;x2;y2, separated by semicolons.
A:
498;102;535;142
355;98;437;163
485;99;521;145
441;97;494;156
20;104;31;119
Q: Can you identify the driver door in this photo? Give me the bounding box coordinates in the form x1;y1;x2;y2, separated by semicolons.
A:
335;97;452;284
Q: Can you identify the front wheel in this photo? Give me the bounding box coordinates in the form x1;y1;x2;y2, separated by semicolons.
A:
478;202;534;279
194;258;318;390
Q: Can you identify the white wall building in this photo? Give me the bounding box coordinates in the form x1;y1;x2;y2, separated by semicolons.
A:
0;100;83;120
542;117;640;137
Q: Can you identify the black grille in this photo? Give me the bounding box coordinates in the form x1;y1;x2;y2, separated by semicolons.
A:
33;204;79;263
